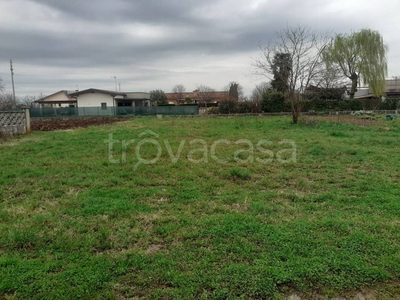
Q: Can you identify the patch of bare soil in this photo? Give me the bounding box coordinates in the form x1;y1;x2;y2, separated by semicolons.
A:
285;280;400;299
302;115;399;127
31;117;129;131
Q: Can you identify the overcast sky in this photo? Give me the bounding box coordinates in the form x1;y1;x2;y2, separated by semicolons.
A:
0;0;399;97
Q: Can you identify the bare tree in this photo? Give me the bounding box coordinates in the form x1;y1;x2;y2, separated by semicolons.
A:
19;95;37;107
314;66;347;89
253;25;330;123
251;82;272;102
0;93;15;109
304;67;349;100
197;85;215;109
172;84;186;104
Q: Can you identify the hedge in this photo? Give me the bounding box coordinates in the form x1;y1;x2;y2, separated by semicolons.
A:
215;98;399;114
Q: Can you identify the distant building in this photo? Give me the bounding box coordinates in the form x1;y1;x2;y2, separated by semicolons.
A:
346;79;400;100
165;90;230;105
35;88;150;108
385;78;400;98
305;85;347;100
35;90;77;108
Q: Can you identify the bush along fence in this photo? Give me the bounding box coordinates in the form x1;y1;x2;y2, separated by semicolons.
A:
30;105;199;118
0;107;31;137
214;97;400;114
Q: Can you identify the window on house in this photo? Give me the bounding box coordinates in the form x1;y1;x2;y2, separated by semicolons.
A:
101;103;107;110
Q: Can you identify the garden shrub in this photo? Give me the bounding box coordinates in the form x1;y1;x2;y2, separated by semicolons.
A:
261;92;285;112
219;100;237;114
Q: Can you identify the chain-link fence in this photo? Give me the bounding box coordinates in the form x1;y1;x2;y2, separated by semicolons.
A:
30;106;199;118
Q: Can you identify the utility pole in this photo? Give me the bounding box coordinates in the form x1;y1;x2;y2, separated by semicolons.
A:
10;60;16;108
111;76;117;91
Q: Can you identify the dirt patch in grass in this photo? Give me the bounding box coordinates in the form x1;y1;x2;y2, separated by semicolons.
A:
145;244;165;254
301;115;399;127
31;117;130;131
286;279;400;299
0;136;45;147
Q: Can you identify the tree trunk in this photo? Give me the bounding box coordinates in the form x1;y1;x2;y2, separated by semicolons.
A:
292;109;299;124
290;94;300;124
349;73;358;100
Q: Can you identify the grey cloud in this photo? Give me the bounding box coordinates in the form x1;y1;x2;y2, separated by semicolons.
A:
31;0;213;25
0;0;398;96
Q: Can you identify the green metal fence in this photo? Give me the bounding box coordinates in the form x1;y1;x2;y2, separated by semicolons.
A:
30;106;199;118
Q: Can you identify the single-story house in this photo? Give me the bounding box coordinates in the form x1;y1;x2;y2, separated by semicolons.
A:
385;78;400;98
343;79;400;100
35;88;151;108
35;90;78;108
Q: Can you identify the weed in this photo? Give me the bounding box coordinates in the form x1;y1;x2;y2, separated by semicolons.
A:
330;131;348;137
229;167;251;179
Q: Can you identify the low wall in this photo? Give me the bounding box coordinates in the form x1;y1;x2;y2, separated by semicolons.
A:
0;108;30;137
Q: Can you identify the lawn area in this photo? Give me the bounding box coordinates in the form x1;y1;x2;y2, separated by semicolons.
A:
1;116;400;299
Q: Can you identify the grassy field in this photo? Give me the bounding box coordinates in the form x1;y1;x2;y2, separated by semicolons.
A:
1;116;400;299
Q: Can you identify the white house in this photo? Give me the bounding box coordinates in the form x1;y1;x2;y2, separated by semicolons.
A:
343;79;400;100
68;89;123;109
36;88;151;109
35;90;77;107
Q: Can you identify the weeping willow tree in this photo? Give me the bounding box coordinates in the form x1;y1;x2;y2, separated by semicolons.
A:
322;29;388;99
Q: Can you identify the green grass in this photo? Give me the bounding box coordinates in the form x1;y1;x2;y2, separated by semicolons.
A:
1;116;400;299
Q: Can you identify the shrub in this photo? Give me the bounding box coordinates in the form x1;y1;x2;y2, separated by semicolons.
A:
149;89;168;105
219;100;237;114
216;101;263;114
185;97;193;104
198;102;218;108
261;92;285;112
382;98;400;110
248;101;263;113
303;98;399;112
208;107;220;114
236;102;252;113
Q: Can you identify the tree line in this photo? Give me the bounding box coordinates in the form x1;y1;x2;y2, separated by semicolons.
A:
252;25;388;123
2;25;388;120
150;25;389;123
